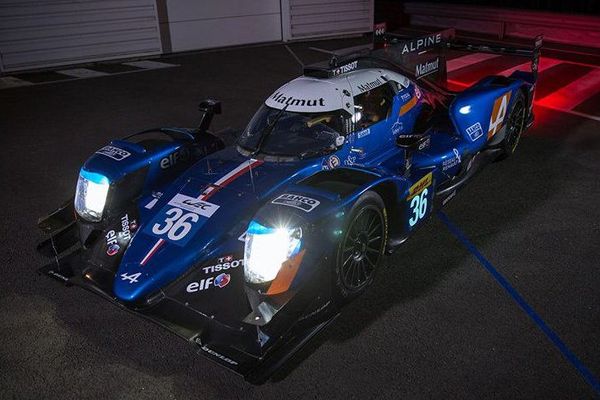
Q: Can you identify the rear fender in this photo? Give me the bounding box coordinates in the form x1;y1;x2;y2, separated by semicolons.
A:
450;78;530;147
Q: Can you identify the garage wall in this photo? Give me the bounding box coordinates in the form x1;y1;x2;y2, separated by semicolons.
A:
281;0;374;41
0;0;162;73
160;0;282;53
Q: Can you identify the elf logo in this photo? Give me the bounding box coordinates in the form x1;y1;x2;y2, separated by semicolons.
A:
186;273;231;293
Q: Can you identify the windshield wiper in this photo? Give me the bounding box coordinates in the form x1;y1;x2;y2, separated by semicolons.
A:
251;105;288;156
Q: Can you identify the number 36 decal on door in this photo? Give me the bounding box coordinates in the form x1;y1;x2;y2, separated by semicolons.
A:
406;172;433;228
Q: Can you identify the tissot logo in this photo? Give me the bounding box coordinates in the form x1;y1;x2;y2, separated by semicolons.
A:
415;57;439;79
271;92;325;107
332;60;358;76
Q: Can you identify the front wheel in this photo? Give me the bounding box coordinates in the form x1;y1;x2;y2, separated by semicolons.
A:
333;191;388;303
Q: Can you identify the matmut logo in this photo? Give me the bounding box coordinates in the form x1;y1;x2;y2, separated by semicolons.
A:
168;193;219;218
488;92;512;139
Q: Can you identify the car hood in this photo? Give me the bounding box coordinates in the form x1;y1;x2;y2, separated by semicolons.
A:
114;147;319;302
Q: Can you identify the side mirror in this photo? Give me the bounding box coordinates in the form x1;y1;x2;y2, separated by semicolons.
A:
195;99;222;136
199;99;222;115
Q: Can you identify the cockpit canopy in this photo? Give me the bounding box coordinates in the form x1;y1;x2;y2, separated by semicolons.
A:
238;69;411;159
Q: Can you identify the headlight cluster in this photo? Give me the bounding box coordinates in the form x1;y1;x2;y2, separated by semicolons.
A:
74;169;110;222
244;220;302;284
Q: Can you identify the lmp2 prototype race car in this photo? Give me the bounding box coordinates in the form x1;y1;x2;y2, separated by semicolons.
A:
37;26;542;383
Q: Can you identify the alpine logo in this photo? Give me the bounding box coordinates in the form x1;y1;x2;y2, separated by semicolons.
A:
272;193;320;212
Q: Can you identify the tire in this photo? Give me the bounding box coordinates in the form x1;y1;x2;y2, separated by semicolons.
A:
332;191;388;303
497;91;526;160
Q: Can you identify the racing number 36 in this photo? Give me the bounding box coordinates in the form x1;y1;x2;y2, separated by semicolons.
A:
409;188;428;227
152;207;198;241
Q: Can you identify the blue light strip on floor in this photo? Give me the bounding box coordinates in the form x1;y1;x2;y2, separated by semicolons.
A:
437;211;600;397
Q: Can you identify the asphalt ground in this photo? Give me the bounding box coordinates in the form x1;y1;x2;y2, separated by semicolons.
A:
1;37;599;399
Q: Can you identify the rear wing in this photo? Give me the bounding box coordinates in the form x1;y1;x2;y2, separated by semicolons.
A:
302;23;542;92
373;22;543;85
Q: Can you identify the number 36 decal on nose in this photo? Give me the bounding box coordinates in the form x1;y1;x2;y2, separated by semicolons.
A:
406;172;433;228
145;193;220;246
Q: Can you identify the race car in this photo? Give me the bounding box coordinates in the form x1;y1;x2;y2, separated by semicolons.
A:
37;27;542;383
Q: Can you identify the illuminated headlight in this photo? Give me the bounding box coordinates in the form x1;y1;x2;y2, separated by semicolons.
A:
74;169;110;222
244;221;302;284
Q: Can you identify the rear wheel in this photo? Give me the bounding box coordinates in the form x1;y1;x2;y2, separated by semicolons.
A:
498;91;526;159
333;191;387;303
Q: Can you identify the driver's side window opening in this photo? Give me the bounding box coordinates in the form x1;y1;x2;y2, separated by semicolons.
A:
352;83;395;130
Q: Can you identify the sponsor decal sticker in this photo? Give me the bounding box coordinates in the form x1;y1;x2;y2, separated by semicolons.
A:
270;91;325;107
202;255;243;274
344;154;357;166
106;230;118;256
418;136;431;151
272;193;321;212
392;121;403;135
415;57;440;79
120;272;141;284
488;91;512;139
199;345;238;366
107;243;120;256
442;148;462;171
407;172;433;200
400;92;412;102
322;154;341;170
414;85;422;100
160;147;189;169
332;60;358;76
356;77;384;93
357;128;371;139
186;273;231;292
167;193;219;218
96;145;131;161
466;122;484;141
400;33;442;55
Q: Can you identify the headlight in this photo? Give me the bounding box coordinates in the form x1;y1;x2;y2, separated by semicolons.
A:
74;169;110;222
244;220;302;284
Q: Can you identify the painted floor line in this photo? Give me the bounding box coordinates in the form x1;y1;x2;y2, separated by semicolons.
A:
496;57;562;78
437;211;600;397
447;52;501;73
537;68;600;111
57;68;109;78
447;78;600;123
0;63;180;89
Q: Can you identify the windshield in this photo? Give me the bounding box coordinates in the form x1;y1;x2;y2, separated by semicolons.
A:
238;105;349;158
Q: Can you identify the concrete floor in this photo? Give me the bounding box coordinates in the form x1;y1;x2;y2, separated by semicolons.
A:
1;37;599;399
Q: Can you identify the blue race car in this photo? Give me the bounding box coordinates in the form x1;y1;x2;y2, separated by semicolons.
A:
37;27;542;383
